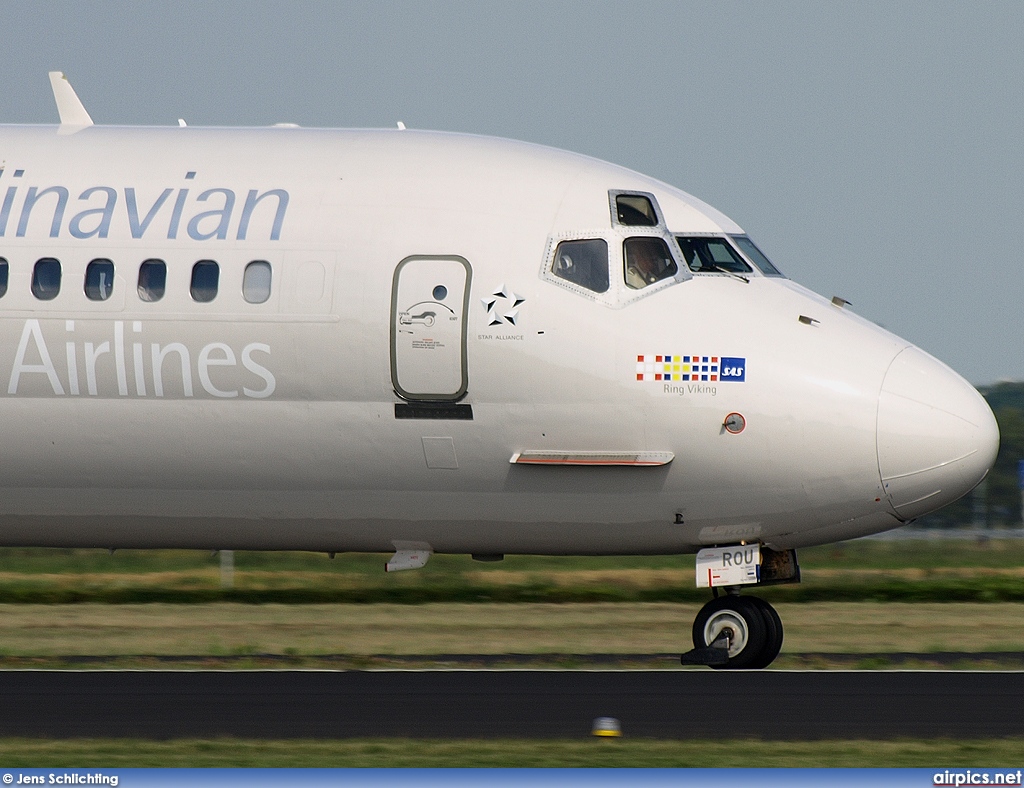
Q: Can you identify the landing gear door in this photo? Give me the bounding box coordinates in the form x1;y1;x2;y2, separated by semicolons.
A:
390;255;471;401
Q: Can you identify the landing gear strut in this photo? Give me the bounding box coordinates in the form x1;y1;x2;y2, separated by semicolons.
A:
682;594;784;669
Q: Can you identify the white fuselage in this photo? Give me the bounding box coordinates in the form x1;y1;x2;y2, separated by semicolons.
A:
0;124;998;555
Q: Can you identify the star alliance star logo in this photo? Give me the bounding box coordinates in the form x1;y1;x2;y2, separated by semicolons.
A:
481;284;525;327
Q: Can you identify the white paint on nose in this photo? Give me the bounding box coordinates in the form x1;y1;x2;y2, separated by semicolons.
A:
876;346;999;521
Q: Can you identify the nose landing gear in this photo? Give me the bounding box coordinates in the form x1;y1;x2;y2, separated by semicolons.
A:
681;544;796;668
683;594;784;669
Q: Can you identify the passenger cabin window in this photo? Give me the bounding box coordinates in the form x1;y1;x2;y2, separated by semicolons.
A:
85;259;115;301
138;259;166;302
624;237;677;289
676;237;752;274
0;258;8;298
190;260;219;302
615;194;659;226
551;239;609;293
730;235;784;277
32;258;61;300
242;260;272;304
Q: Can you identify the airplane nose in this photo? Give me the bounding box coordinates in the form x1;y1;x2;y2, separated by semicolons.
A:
876;346;999;521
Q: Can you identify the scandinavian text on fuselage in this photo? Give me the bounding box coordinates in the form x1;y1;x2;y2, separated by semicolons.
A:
0;170;288;241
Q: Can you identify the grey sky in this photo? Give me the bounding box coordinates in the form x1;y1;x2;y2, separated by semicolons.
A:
1;1;1020;384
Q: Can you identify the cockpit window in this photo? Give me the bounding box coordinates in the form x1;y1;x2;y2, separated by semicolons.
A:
624;237;677;290
676;237;752;274
551;239;609;293
730;235;784;277
615;194;659;227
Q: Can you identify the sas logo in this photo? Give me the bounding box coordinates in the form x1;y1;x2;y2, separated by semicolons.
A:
720;357;746;382
636;354;746;382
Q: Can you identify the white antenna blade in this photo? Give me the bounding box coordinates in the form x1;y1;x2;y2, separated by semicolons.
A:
48;71;93;126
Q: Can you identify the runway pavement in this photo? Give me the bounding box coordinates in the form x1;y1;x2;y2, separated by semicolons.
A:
1;670;1022;739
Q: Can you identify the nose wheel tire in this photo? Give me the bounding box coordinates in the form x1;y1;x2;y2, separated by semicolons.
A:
691;595;783;669
746;596;784;668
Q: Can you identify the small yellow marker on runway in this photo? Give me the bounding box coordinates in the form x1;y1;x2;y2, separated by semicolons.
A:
591;716;622;737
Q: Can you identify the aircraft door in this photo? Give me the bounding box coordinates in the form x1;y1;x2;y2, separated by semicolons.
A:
390;255;471;401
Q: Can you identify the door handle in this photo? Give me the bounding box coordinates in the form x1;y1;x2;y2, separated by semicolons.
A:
400;310;436;327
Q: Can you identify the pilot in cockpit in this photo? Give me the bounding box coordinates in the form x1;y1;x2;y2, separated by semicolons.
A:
624;237;676;290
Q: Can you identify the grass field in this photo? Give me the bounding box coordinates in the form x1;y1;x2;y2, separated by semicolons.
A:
0;538;1023;603
0;539;1021;668
0;601;1018;669
0;540;1022;765
1;737;1024;767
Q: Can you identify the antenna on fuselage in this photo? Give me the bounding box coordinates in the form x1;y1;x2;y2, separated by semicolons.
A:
48;71;93;127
